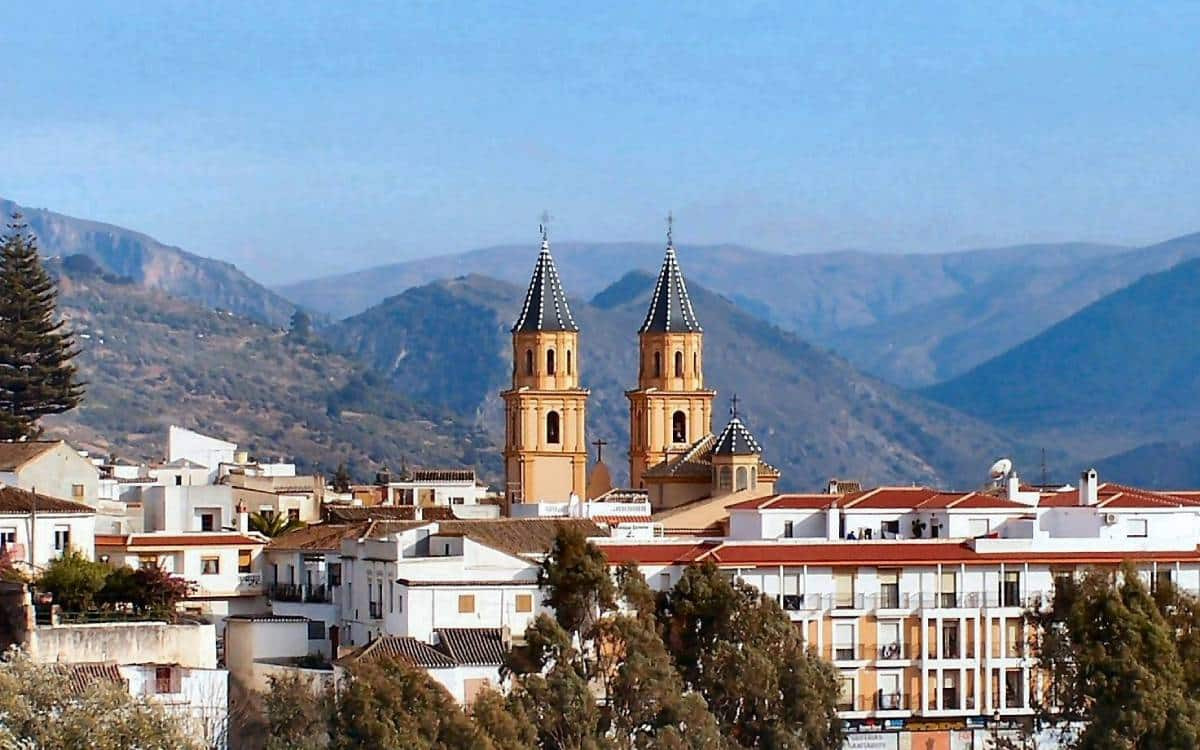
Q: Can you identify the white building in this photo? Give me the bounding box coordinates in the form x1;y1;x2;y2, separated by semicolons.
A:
0;486;96;569
0;440;101;506
167;426;236;483
356;468;493;508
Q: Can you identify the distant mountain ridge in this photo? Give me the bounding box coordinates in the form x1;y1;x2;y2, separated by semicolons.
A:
923;257;1200;465
1;197;296;326
331;270;1027;491
278;239;1136;385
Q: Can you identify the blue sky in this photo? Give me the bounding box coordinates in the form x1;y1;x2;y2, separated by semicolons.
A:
4;1;1200;282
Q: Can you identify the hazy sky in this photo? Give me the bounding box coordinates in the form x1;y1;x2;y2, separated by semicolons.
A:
4;2;1200;282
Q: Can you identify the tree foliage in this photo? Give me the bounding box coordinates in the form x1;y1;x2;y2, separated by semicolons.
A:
250;511;307;538
37;547;109;611
0;213;84;439
1028;562;1200;749
0;648;199;749
97;564;193;617
332;462;353;493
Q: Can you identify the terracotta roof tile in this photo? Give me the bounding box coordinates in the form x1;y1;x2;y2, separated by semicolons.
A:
435;519;605;558
0;441;60;471
99;533;266;549
597;541;719;565
0;486;94;514
339;636;457;669
58;662;125;695
324;505;419;523
435;628;507;666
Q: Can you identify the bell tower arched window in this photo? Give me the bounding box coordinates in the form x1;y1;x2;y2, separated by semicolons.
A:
547;348;556;375
525;349;534;376
546;411;561;444
693;352;699;375
672;410;687;443
736;466;749;491
674;351;684;377
653;352;662;378
566;350;572;375
718;466;732;490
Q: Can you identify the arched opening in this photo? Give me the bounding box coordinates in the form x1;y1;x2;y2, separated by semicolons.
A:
674;351;684;377
566;350;572;375
693;352;699;376
547;348;556;375
672;410;687;443
653;352;662;378
718;466;732;490
525;349;534;376
751;466;758;489
546;411;561;444
736;466;749;491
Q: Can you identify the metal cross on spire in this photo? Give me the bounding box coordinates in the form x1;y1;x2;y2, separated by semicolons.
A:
539;210;552;244
666;210;674;246
592;437;608;463
730;393;740;418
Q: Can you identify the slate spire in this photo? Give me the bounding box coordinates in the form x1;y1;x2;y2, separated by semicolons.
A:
512;223;578;333
639;213;702;334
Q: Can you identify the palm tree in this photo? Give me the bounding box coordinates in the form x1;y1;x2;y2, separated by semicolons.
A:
248;512;307;538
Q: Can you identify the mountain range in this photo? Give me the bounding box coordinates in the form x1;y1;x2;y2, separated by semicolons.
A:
331;270;1023;490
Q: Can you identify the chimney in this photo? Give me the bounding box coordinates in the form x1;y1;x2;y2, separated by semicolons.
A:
826;478;840;495
1079;469;1098;506
236;501;249;534
826;501;840;541
1006;472;1021;501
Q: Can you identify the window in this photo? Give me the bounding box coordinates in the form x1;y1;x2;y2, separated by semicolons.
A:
718;467;732;490
1005;619;1022;658
328;563;342;587
674;350;683;377
1128;518;1148;537
175;475;183;486
942;673;960;710
200;513;214;532
546;411;561;444
1002;571;1021;607
878;569;900;609
735;466;749;491
837;675;856;711
458;594;475;613
834;571;855;609
201;557;220;575
515;594;533;613
1005;669;1024;707
878;672;902;710
1155;568;1173;593
389;580;395;613
0;528;15;546
154;666;174;694
942;621;960;658
566;350;572;375
546;348;556;375
238;549;252;574
882;520;900;538
693;351;698;375
71;484;85;499
940;571;957;608
261;508;276;522
138;554;159;570
672;411;687;443
308;620;325;640
834;623;855;660
750;466;757;488
53;526;70;552
783;520;794;538
525;349;534;375
653;352;662;377
288;508;300;522
878;620;901;660
968;518;990;537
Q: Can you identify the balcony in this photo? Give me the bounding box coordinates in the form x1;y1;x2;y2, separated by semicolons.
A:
268;583;331;604
834;645;857;661
876;692;909;711
877;642;911;660
832;593;865;611
368;601;383;619
931;692;975;712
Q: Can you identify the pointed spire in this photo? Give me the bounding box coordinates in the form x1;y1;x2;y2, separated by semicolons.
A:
512;218;579;333
639;212;701;334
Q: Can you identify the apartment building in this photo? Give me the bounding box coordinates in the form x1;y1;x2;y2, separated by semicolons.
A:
594;470;1200;748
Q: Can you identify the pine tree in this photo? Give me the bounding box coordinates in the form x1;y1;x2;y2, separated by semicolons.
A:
332;462;352;493
0;214;84;439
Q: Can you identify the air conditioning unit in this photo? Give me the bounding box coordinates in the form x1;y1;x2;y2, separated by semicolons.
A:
1103;513;1118;525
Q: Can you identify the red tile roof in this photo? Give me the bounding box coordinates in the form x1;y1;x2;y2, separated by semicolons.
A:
729;494;833;511
591;515;653;525
97;533;265;549
1037;484;1200;509
597;541;719;565
0;486;94;514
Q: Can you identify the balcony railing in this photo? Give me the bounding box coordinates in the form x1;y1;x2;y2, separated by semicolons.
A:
268;583;331;604
876;692;909;711
834;645;857;661
775;590;1048;613
877;642;911;660
931;692;975;712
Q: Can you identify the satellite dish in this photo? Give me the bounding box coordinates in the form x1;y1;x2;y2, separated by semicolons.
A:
989;458;1013;479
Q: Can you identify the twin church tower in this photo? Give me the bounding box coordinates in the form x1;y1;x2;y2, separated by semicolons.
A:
501;221;778;511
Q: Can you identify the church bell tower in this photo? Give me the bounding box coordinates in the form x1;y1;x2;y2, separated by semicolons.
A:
627;216;716;488
501;224;589;505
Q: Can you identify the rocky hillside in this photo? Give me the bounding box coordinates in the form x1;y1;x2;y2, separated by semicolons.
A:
40;256;498;482
333;272;1025;491
2;197;296;326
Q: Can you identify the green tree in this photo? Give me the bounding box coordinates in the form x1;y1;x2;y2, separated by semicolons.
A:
659;562;843;749
332;462;353;493
262;672;329;750
0;213;84;440
98;565;193;618
250;511;307;538
287;309;313;342
1028;562;1200;749
0;647;199;749
37;547;109;611
470;689;538;750
538;527;615;638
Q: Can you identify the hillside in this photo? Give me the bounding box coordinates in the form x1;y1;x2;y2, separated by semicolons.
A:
40;256;499;481
279;239;1134;386
923;257;1200;460
1094;442;1200;490
333;271;1026;491
2;197;296;326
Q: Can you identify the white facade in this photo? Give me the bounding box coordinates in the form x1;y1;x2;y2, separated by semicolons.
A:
0;506;96;568
122;663;230;750
0;441;100;505
168;426;236;482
